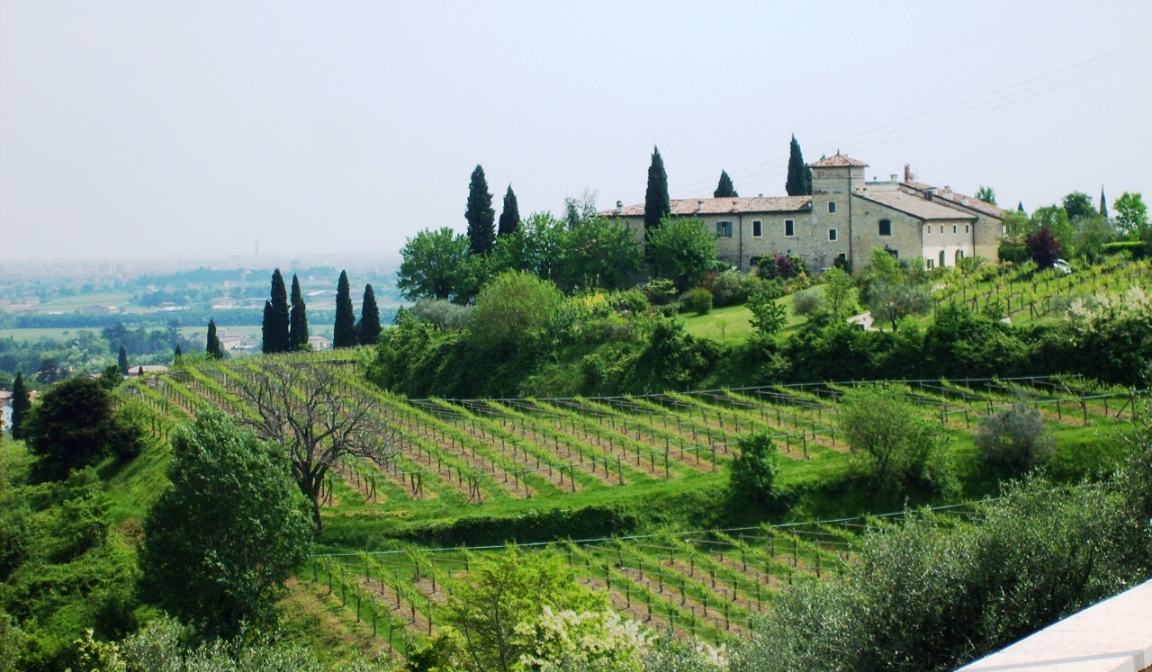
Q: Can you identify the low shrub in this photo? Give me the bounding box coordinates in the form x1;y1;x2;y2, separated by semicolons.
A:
682;288;714;315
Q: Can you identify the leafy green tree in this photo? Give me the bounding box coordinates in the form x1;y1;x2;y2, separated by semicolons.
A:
466;165;496;255
558;216;644;291
1114;191;1148;236
785;135;811;196
643;146;670;234
748;291;787;336
868;282;931;331
10;372;29;441
261;269;290;354
822;266;858;319
497;184;520;237
975;186;996;205
837;383;946;492
417;546;605;672
646;216;719;291
117;345;128;376
1001;210;1031;242
24;378;143;481
714;170;737;198
333;270;357;348
99;364;123;391
1062;191;1094;221
397;227;471;301
206;319;223;359
138;412;312;640
563;188;599;230
357;284;381;346
976;404;1053;475
469;271;562;352
729;432;779;505
1030;206;1074;253
490;212;567;283
1025;227;1063;270
289;274;308;350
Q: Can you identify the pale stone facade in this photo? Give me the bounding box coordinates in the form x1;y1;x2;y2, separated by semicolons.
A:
602;154;1006;273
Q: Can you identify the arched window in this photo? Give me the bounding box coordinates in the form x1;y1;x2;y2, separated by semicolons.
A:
939;250;946;268
956;250;964;264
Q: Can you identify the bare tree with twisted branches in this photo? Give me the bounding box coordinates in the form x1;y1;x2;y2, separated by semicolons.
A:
230;360;397;530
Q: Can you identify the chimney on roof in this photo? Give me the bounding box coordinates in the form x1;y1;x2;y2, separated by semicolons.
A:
697;199;704;212
731;199;739;211
615;200;622;214
904;164;911;182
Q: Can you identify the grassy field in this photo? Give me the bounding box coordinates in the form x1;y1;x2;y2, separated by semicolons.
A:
681;294;808;344
103;351;1137;656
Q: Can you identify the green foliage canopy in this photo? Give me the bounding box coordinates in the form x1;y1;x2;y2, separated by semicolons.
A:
24;377;143;481
646;216;719;291
138;412;313;640
469;271;563;352
397;227;472;301
837;383;948;493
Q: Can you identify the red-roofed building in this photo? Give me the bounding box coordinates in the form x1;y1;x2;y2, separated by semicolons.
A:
602;153;1005;272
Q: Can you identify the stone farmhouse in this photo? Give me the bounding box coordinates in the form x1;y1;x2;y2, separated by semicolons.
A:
602;153;1006;273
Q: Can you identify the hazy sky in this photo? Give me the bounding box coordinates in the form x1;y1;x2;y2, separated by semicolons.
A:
3;1;1151;261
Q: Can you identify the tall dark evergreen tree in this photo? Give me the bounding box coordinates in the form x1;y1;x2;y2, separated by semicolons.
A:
357;284;381;346
11;372;30;441
262;269;290;354
465;165;496;255
118;344;129;375
498;185;521;236
714;170;737;198
207;319;223;359
1018;202;1026;213
175;345;183;358
1101;187;1109;218
289;274;309;350
785;135;812;196
333;270;357;348
644;146;670;234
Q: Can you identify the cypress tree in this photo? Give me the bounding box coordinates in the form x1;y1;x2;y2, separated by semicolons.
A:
333;270;357;348
261;301;274;354
11;372;30;441
465;165;496;255
175;345;183;358
118;345;129;375
1101;187;1109;218
207;319;223;359
644;146;670;234
786;135;811;196
289;274;309;350
714;170;737;198
498;185;521;236
357;284;381;346
1018;202;1026;213
263;269;290;353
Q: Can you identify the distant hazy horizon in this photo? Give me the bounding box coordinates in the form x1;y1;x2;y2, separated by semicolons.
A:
3;0;1151;261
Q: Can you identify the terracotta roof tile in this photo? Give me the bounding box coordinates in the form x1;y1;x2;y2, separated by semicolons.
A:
856;191;977;221
811;154;867;168
601;196;812;218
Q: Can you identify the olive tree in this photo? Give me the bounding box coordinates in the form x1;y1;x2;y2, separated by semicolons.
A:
868;282;931;331
837;383;946;492
976;404;1053;475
